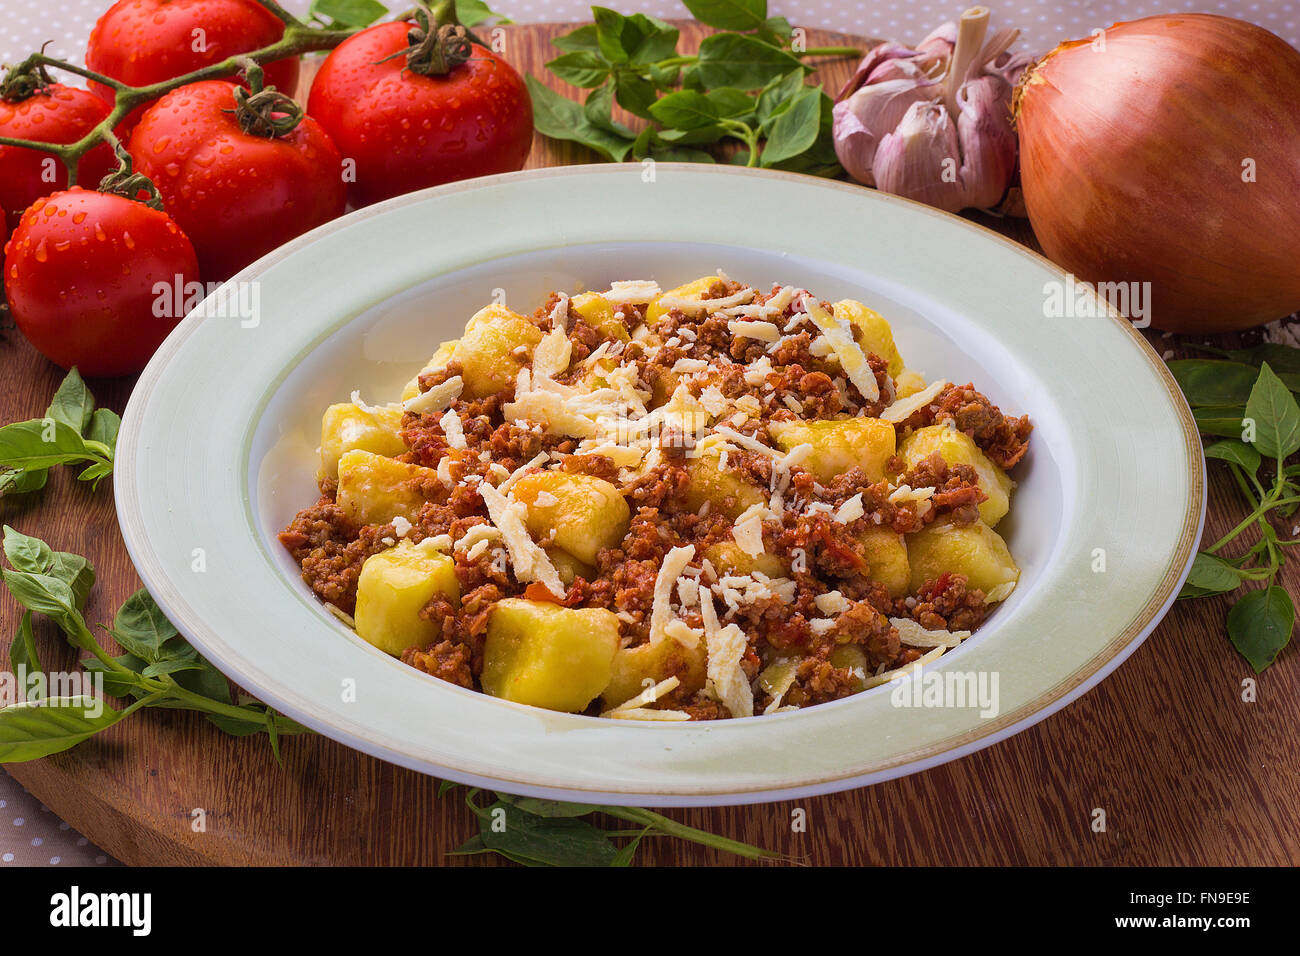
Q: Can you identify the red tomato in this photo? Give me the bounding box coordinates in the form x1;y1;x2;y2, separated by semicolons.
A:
3;188;199;377
129;80;346;281
0;86;119;231
308;22;533;207
86;0;299;129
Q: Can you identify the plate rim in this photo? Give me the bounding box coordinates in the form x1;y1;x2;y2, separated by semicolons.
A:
115;163;1206;805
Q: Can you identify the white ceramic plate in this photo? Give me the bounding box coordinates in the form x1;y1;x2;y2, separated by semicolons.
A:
116;165;1204;806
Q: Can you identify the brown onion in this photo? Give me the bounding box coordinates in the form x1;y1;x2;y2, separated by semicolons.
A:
1014;14;1300;333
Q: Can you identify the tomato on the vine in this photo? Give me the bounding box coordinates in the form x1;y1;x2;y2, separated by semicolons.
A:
0;85;119;230
129;79;346;281
3;187;200;377
86;0;300;128
308;20;533;208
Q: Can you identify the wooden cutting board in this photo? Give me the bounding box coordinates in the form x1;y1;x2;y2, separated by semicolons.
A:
2;21;1297;867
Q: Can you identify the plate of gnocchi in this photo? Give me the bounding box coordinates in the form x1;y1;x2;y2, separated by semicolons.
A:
116;164;1204;804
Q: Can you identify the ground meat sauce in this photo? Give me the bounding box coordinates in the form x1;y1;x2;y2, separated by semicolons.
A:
279;279;1032;720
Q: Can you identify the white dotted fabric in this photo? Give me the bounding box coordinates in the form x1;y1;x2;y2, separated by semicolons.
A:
2;0;1298;868
1;1;1298;68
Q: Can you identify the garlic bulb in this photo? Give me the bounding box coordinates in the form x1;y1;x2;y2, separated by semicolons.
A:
833;6;1033;214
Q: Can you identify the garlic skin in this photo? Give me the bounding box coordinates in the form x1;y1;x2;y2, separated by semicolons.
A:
833;7;1033;213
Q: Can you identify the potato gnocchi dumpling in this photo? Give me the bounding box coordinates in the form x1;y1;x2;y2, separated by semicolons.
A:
280;275;1032;720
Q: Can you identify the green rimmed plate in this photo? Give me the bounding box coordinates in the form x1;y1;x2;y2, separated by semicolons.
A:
116;164;1204;806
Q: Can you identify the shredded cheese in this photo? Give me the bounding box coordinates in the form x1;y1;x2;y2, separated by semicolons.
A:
800;295;880;403
602;676;681;715
649;545;696;645
890;617;971;648
440;409;467;450
728;319;781;342
477;482;565;597
603;279;661;304
403;375;464;415
880;379;948;422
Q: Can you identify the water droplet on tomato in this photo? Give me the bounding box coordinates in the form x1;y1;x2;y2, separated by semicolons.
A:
122;231;135;250
73;212;86;224
33;239;47;262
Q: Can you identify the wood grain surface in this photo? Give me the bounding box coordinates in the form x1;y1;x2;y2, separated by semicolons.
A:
2;21;1298;867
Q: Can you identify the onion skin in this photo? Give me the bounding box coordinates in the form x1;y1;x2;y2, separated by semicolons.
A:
1016;15;1300;333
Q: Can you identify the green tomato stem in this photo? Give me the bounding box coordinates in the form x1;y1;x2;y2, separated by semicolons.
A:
0;17;359;174
799;46;861;57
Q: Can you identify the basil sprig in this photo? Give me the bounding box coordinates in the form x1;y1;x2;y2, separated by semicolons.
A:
0;527;309;762
445;786;783;866
0;369;119;497
529;1;852;173
1175;354;1300;672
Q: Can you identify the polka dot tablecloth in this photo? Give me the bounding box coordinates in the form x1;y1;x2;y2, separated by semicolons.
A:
1;0;1297;869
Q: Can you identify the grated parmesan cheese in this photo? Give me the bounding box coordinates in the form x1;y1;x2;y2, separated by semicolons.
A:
440;409;467;449
800;296;880;403
732;503;769;557
403;375;464;415
880;379;947;422
728;319;781;342
890;617;971;648
603;279;661;305
477;482;565;597
649;545;696;646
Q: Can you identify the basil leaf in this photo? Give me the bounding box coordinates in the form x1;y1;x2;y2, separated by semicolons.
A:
525;75;634;161
3;525;53;573
551;24;600;53
592;7;632;63
112;590;177;656
647;61;680;89
612;71;657;119
649;89;719;129
1227;586;1294;673
757;70;807;126
1224;343;1300;376
311;0;388;27
479;800;620;866
454;0;508;28
650;145;716;163
175;660;234;705
1179;552;1244;597
546;51;610;88
86;408;120;452
495;793;601;817
1;569;92;646
682;0;767;32
0;696;125;763
1168;360;1260;408
656;124;728;146
203;713;266;737
45;368;94;435
1244;363;1300;461
758;16;793;45
623;15;679;65
0;419;99;471
1203;439;1262;475
10;613;42;699
1193;405;1248;439
583;82;635;138
47;550;94;611
0;468;48;496
696;33;802;90
760;85;820;165
706;87;757;118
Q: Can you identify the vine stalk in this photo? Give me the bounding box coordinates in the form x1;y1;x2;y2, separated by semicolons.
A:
0;1;372;185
